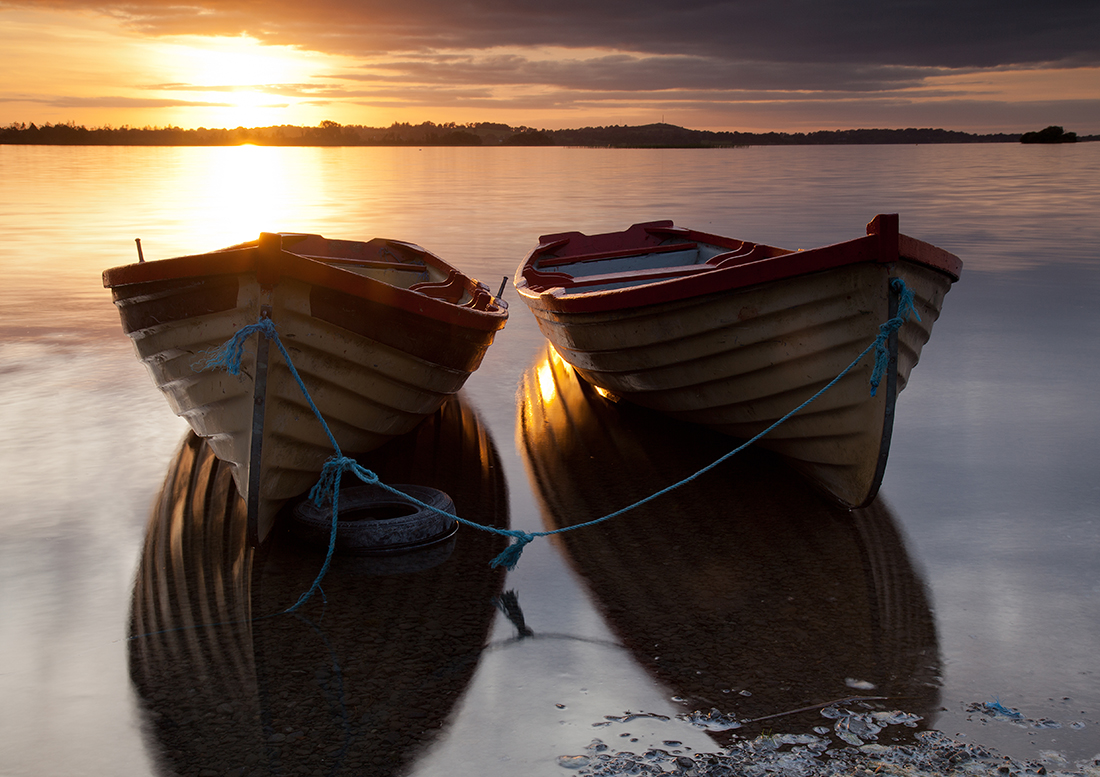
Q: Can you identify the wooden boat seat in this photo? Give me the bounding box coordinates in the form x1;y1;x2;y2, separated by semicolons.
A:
304;255;429;273
537;241;700;268
526;239;767;292
463;287;495;311
525;241;702;291
411;270;467;302
540;263;716;290
408;271;495;311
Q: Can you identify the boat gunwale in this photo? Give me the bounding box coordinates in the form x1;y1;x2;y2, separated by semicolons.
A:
103;235;508;333
514;214;961;315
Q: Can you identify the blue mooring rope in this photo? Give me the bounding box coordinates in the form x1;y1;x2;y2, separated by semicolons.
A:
870;277;921;396
195;277;919;601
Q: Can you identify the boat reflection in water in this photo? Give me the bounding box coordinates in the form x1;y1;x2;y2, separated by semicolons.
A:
518;345;940;744
129;394;509;776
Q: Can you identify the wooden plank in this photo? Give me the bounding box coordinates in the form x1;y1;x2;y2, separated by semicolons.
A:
552;263;715;289
538;241;699;268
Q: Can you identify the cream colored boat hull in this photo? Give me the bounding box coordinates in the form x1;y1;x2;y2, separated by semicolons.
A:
515;216;958;507
106;233;507;543
128;275;475;541
531;261;950;505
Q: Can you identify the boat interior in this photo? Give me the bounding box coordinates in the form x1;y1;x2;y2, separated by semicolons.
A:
281;234;497;310
524;227;790;294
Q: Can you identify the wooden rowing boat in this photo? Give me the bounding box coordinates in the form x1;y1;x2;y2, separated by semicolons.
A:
104;232;508;544
513;214;960;507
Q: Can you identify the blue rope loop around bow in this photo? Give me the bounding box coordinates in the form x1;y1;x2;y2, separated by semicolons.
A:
869;277;921;396
195;276;917;582
193;318;279;375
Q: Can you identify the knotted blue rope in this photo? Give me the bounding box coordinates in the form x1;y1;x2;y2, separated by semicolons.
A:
487;330;884;569
307;453;536;570
195;316;341;610
869;277;921;396
484;277;922;569
195;277;919;581
193;320;271;374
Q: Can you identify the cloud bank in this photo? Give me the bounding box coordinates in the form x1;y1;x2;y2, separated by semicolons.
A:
14;0;1100;72
4;0;1098;130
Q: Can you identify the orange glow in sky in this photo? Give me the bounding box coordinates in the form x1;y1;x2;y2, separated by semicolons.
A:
1;9;368;129
2;5;1098;134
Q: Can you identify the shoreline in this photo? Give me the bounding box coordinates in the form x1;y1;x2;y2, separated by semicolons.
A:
6;121;1095;148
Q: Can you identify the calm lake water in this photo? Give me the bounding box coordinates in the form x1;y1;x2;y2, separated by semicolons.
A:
1;142;1099;776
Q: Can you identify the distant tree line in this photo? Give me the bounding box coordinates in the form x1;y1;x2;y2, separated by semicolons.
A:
1019;125;1077;143
0;120;496;146
2;120;1094;148
547;124;1026;147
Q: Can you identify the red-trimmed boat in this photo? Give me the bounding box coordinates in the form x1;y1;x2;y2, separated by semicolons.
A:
104;232;508;544
513;214;960;507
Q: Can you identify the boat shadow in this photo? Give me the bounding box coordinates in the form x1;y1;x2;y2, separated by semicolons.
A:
128;393;509;777
518;345;941;745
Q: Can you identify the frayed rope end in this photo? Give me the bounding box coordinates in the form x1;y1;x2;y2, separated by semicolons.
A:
490;532;536;571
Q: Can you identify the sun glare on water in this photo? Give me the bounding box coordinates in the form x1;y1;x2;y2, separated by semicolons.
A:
179;144;307;246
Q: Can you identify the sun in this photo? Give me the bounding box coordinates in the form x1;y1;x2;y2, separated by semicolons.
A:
149;34;343;127
171;36;309;87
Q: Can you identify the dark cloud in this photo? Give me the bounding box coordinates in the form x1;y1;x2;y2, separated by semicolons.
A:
11;0;1099;71
7;0;1097;128
329;53;942;94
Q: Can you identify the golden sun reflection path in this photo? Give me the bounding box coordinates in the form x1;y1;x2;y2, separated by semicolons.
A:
536;358;558;406
0;145;325;339
175;145;302;246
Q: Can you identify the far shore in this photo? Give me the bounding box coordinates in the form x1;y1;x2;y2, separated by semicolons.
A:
3;120;1095;148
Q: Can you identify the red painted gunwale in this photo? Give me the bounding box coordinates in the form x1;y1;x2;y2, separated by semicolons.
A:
516;214;961;315
103;234;507;333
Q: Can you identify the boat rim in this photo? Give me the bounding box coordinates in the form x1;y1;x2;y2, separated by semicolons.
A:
103;232;508;332
514;214;960;315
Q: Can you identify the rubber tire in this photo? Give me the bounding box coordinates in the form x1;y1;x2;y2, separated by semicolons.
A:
290;483;456;555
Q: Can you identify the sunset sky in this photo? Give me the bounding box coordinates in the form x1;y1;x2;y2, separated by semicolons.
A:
2;0;1098;134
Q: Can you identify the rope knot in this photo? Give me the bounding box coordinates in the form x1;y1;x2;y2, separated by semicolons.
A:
309;455;357;506
188;275;923;586
490;531;537;571
869;278;921;396
891;277;921;324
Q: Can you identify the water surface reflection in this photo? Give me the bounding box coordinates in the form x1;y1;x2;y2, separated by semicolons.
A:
129;394;508;776
518;346;941;744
